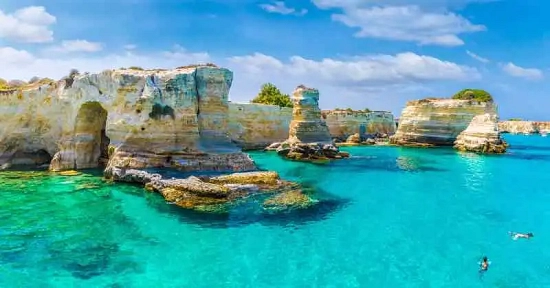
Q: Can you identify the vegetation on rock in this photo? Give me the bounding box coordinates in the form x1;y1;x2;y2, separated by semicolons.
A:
251;83;293;108
508;118;523;121
452;89;493;102
0;78;9;90
177;63;218;69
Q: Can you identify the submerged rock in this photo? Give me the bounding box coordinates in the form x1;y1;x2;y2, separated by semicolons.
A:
263;190;315;210
58;170;81;176
108;168;309;211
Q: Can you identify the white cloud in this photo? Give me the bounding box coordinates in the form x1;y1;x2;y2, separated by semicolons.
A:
46;40;104;53
226;51;480;112
312;2;485;46
501;62;543;80
259;1;308;16
0;46;35;64
228;52;480;84
124;44;137;50
466;50;489;63
0;6;56;43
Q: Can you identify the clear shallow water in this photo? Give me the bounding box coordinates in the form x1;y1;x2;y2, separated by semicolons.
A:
1;135;550;287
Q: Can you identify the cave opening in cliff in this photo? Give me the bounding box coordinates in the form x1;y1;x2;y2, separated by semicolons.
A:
74;101;110;169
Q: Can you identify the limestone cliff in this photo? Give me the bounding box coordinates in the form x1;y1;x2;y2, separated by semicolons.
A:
499;121;550;134
0;66;255;172
322;110;396;141
391;99;494;146
391;98;507;153
228;103;292;150
227;104;396;149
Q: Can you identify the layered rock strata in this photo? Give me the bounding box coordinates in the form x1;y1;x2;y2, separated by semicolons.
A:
228;103;292;150
0;66;255;172
498;121;550;134
266;86;349;161
322;110;396;142
454;113;507;153
390;98;507;153
107;168;314;211
228;104;396;150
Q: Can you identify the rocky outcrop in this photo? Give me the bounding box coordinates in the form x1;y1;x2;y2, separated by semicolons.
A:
228;103;292;150
390;98;507;153
266;86;349;161
0;65;256;172
454;113;507;153
390;99;505;150
498;121;550;135
287;86;332;144
322;110;396;142
107;168;315;211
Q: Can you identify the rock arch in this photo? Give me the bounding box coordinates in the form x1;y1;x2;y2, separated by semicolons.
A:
73;101;110;168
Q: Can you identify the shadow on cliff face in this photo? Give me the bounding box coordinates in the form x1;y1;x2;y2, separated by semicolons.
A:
140;183;350;229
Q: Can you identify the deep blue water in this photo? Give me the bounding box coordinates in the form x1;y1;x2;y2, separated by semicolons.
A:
1;135;550;287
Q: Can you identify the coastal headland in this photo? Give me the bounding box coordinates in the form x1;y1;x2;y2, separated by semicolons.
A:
0;65;509;211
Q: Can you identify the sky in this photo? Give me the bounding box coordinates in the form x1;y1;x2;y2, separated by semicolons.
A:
0;0;548;120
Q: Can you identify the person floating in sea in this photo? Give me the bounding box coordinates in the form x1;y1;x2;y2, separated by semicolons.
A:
509;231;534;240
479;256;490;279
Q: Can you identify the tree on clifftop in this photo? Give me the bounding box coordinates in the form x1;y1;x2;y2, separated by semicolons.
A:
452;89;493;102
251;83;293;108
0;78;8;90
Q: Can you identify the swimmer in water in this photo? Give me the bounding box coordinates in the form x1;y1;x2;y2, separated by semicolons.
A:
509;231;534;240
479;256;490;279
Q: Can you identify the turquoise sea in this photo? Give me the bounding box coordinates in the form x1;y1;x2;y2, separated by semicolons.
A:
1;135;550;287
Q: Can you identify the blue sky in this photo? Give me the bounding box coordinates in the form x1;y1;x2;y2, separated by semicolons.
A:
0;0;548;120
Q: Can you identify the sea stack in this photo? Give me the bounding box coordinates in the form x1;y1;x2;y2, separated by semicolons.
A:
454;113;508;153
266;85;349;161
390;97;507;154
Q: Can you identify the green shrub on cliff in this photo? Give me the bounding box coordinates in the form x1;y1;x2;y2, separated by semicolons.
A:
452;89;493;102
251;83;293;108
0;78;9;90
509;118;523;121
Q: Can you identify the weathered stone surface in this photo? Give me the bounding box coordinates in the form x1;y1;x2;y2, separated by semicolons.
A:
288;86;332;144
390;99;501;146
228;103;292;150
0;65;255;172
226;103;396;150
322;110;396;142
207;171;280;185
499;121;550;135
346;133;361;144
107;168;305;210
454;113;508;153
266;85;350;161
